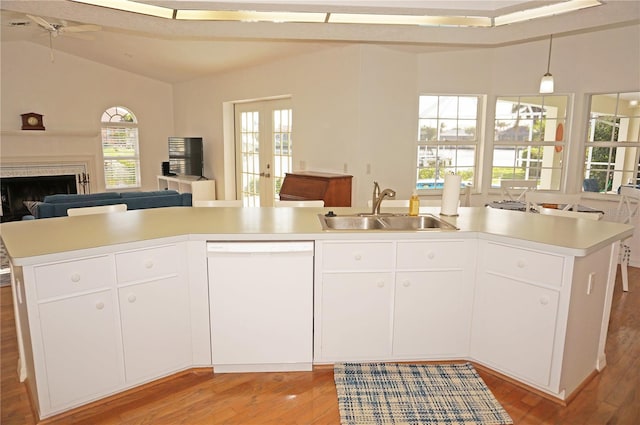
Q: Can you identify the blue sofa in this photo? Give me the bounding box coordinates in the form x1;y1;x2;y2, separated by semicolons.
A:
26;190;192;219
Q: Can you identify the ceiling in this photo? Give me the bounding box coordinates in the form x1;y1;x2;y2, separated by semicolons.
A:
1;0;639;83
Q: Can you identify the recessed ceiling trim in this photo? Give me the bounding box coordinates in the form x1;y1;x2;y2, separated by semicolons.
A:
71;0;174;18
494;0;602;26
176;9;327;23
328;13;491;27
69;0;603;28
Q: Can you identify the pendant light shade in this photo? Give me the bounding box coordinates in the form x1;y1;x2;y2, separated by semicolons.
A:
539;35;554;94
540;73;554;94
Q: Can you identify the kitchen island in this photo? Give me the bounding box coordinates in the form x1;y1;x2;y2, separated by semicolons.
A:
0;206;633;420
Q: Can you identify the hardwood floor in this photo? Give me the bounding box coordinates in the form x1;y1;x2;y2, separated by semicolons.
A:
2;267;638;425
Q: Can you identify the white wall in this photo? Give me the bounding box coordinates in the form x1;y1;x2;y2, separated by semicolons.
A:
355;45;418;204
174;44;365;201
0;41;174;193
174;44;418;204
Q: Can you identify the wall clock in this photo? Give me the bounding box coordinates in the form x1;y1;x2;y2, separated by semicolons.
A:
21;113;45;131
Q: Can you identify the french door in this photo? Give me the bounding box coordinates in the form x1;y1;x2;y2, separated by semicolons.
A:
234;99;293;207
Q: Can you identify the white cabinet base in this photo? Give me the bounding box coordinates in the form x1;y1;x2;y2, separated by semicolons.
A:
16;241;207;420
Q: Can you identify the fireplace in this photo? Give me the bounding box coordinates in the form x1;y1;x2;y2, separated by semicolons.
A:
1;162;86;222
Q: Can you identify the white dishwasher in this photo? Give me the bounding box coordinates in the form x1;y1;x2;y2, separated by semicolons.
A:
206;241;314;373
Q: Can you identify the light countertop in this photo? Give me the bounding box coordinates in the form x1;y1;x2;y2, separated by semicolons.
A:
0;206;634;266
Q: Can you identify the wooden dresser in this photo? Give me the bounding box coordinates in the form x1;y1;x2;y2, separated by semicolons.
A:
279;172;352;207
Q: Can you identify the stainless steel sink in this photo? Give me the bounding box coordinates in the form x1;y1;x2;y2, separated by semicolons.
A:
318;213;458;231
378;214;457;230
319;215;387;230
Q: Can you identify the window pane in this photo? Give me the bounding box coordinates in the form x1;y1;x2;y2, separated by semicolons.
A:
418;119;439;141
273;108;293;200
418;96;438;116
102;106;137;123
104;159;140;188
438;96;459;118
102;128;139;156
458;97;478;119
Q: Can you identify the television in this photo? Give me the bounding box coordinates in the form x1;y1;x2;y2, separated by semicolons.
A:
168;137;204;177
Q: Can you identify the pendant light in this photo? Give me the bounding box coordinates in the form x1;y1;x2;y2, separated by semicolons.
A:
539;34;554;94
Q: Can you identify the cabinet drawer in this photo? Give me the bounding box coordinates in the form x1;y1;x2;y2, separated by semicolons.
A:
396;241;467;270
322;242;393;271
483;243;564;287
34;256;113;300
115;245;179;283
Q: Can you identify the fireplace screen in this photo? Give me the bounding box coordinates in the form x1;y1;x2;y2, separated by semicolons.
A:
1;175;77;222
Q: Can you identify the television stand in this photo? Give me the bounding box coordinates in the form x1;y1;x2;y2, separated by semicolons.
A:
157;175;214;196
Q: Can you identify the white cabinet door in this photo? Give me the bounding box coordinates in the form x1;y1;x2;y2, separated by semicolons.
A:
471;274;559;387
38;290;123;408
471;241;564;388
320;272;393;360
116;244;191;383
393;240;475;358
118;276;191;383
393;270;471;357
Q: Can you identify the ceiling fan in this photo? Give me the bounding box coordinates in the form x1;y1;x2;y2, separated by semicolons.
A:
24;14;101;61
26;14;101;39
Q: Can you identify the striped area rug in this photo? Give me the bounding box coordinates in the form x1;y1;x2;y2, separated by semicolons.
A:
334;362;512;425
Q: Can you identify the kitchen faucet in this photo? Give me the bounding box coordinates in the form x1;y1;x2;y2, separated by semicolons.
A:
372;181;380;207
371;181;396;215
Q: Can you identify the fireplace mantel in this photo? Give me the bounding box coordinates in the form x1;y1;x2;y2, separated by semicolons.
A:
1;130;99;138
0;162;88;179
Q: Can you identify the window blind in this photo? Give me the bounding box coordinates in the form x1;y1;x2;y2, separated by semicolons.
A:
102;126;140;189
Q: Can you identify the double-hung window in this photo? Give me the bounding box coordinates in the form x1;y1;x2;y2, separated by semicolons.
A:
416;95;481;191
491;95;568;190
101;106;141;189
584;92;640;193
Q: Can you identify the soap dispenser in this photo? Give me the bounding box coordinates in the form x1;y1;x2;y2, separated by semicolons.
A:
409;191;420;216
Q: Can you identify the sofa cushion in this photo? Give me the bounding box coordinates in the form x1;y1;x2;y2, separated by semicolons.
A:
120;190;179;198
124;193;190;210
43;192;119;203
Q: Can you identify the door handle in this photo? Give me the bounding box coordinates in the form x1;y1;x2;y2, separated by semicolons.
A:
260;163;271;178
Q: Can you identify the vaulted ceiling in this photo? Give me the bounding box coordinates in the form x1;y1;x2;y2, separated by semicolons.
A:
1;0;639;83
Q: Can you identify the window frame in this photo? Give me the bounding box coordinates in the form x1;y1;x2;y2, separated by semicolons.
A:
490;94;570;192
416;94;483;193
101;106;141;190
583;91;640;195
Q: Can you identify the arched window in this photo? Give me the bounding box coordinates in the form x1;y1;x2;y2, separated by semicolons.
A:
101;106;141;189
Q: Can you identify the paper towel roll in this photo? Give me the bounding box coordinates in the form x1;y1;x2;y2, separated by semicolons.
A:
440;174;462;216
